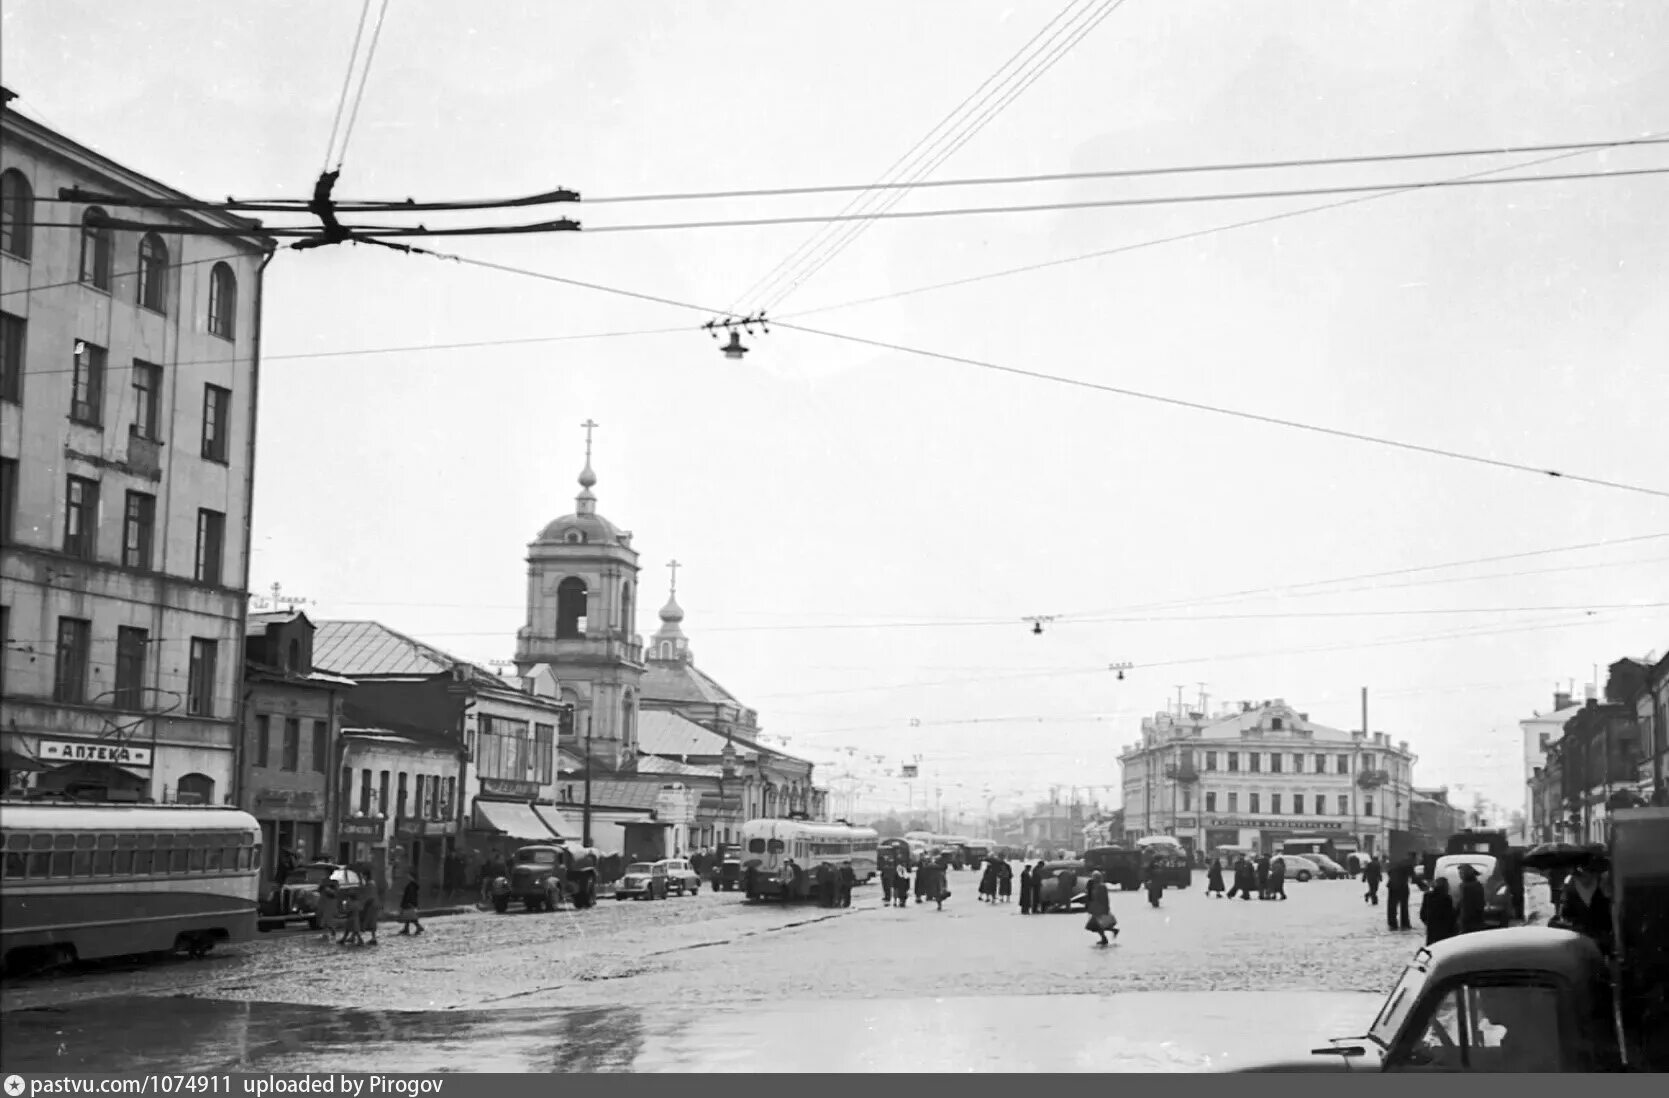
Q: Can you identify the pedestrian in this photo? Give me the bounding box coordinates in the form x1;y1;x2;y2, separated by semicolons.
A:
1084;870;1117;947
398;875;424;936
892;861;910;907
997;860;1013;904
1144;864;1164;908
1556;856;1613;955
481;849;506;907
1419;877;1458;946
1268;855;1287;901
1055;865;1078;915
839;860;856;908
1387;853;1415;931
1456;864;1488;935
1030;862;1049;913
1231;857;1255;901
1206;858;1225;898
815;862;834;907
1363;857;1383;905
913;860;928;904
1347;852;1361;879
979;860;996;902
1255;854;1271;900
1019;864;1034;914
880;858;895;906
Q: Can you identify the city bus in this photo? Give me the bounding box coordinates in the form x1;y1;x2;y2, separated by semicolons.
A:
1;801;263;972
1279;835;1341;863
741;818;879;901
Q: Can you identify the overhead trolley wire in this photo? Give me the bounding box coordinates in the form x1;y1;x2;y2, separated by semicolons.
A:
322;0;375;172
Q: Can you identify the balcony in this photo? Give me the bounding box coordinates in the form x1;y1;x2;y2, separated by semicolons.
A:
1356;769;1390;790
125;430;163;480
1163;764;1201;785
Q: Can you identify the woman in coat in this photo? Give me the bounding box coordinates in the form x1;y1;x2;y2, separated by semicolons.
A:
1030;862;1050;913
997;860;1013;904
1419;876;1457;945
398;875;424;936
1018;865;1034;914
1206;858;1225;898
1084;871;1117;946
979;860;998;902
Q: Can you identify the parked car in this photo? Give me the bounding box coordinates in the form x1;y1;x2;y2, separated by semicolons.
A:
662;858;701;895
265;861;369;927
1272;854;1323;883
1306;853;1348;879
1431;854;1512;927
615;861;669;900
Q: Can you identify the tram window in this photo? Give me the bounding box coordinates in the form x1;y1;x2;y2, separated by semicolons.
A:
187;847;205;872
748;839;766;854
54;833;75;851
170;848;189;873
113;850;134;875
233;847;248;870
151;833;170;850
75;833;96;850
116;833;138;850
131;850;151;874
96;833;115;850
93;848;113;875
4;852;24;878
4;833;26;851
206;847;224;871
73;849;93;875
766;839;784;853
50;851;74;876
31;833;51;850
28;852;51;877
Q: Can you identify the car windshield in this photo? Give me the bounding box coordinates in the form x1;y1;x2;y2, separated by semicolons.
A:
284;864;337;886
515;849;558;865
1367;956;1430;1048
626;863;654;874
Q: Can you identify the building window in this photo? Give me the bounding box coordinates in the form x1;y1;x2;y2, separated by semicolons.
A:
1249;793;1261;814
0;457;16;546
187;638;218;716
1336;754;1350;774
71;341;106;426
1292;753;1304;773
1338;795;1349;816
1181;790;1192;812
131;361;162;440
0;169;32;259
1227;752;1239;772
80;208;113;289
114;626;148;709
208;262;237;340
177;773;214;805
137;233;169;313
414;775;427;819
1249;752;1261;773
1205;792;1217;813
122;491;155;570
556;577;588;639
53;617;92;703
1270;753;1282;773
282;717;300;771
341;765;353;807
359;768;373;814
64;476;99;558
620;580;633;634
1204;750;1217;771
1271;717;1284;731
1363;753;1376;771
1315;753;1327;774
1227;793;1238;813
1365;796;1376;817
201;384;230;462
1293;794;1305;815
378;771;390;815
1270;793;1282;814
255;715;271;768
195;509;225;585
396;772;408;819
0;310;23;404
313;720;328;773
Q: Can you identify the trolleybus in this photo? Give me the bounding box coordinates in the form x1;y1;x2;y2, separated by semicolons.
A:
1;801;263;972
741;818;878;901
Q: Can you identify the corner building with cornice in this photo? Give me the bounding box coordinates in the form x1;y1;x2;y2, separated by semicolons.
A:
514;453;644;771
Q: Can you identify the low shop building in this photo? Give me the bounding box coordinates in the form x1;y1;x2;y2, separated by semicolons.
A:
339;725;464;904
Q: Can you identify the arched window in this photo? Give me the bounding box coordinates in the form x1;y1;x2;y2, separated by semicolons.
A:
176;773;215;805
208;261;237;339
619;581;633;635
556;577;588;639
621;691;637;751
0;169;32;259
80;207;113;289
138;233;169;312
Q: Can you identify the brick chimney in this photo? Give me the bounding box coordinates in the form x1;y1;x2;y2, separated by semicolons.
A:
1554;691;1572;710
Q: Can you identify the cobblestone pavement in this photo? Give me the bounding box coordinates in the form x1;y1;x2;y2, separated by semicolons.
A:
5;869;1532;1015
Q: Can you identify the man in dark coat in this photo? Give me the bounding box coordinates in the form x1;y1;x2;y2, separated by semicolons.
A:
1268;855;1287;901
1456;864;1488;934
1419;877;1458;945
1019;865;1034;914
1363;857;1383;905
1255;855;1271;900
1387;853;1416;930
815;862;834;907
838;861;856;907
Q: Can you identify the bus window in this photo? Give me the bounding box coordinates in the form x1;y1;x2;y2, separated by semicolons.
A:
113;849;134;875
93;848;113;875
766;839;784;853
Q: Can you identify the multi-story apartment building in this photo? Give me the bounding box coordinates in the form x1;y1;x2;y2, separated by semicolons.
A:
1120;698;1417;859
1520;688;1583;843
1;98;271;804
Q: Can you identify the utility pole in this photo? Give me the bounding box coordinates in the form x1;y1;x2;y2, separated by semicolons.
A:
1174;685;1187;719
583;710;594;848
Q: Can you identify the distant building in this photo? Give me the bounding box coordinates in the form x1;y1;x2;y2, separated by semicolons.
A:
1409;787;1467;851
1120;698;1417;859
1519;688;1583;844
1;97;272;804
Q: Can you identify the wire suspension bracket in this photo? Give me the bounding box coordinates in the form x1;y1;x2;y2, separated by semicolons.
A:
703;312;770;359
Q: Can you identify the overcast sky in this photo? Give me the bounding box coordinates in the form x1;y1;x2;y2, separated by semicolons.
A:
8;0;1667;820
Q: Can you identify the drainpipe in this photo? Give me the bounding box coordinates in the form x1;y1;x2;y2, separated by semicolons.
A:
231;244;275;812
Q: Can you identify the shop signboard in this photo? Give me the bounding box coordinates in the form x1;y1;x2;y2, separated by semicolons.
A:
1203;817;1344;831
339;818;384;841
39;740;152;769
479;777;540;799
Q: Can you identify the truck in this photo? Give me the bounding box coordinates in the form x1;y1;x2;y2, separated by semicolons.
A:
1235;807;1669;1072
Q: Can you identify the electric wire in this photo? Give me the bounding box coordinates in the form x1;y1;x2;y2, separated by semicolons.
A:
322;0;374;172
724;0;1095;315
334;0;392;171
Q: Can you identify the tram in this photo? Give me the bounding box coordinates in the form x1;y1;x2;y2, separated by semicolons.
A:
741;818;879;901
0;801;263;971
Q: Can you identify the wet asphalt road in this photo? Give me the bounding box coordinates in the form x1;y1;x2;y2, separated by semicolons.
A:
2;870;1553;1071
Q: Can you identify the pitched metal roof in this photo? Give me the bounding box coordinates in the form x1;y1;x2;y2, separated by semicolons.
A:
636;709;738;758
245;610;309;637
313;620;504;688
636;755;723;778
641;661;746;708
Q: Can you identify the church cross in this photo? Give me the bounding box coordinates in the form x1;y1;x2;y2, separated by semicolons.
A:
667;559;681;595
581;419;598;463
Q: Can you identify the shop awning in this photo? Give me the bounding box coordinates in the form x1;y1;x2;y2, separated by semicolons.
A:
0;749;47;773
530;804;568;840
473;800;561;842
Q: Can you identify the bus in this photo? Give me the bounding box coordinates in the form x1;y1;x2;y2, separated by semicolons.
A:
1279;835;1341;863
903;831;973;867
1;801;263;972
741;818;879;901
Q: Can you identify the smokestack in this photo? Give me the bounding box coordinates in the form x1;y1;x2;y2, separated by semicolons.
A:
1554;691;1572;710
